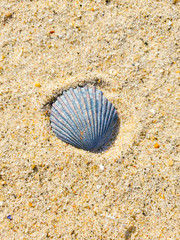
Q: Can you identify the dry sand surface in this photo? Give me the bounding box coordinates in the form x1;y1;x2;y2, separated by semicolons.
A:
0;0;180;239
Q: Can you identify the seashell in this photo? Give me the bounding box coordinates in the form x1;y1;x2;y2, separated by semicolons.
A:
50;86;118;151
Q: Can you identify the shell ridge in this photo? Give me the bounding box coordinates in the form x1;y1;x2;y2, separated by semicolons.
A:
100;108;114;146
98;97;112;147
96;98;108;148
52;125;83;149
77;87;93;149
73;87;92;149
111;110;118;128
66;89;90;149
93;86;98;146
94;87;100;146
57;97;85;142
51;106;85;149
50;119;79;146
71;88;88;131
81;86;96;149
95;90;100;144
54;129;83;149
54;130;83;149
84;86;94;147
94;89;101;146
53;102;81;138
88;87;95;143
103;102;114;136
97;90;103;143
68;89;85;130
100;97;108;138
63;91;85;133
103;108;118;144
50;113;85;149
51;119;84;149
103;100;111;135
57;96;82;132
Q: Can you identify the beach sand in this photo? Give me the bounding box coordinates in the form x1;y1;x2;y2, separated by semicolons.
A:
0;0;179;239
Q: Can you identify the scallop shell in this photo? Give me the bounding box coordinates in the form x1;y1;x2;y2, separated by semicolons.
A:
50;86;118;151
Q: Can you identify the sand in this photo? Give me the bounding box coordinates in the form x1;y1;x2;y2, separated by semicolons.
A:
0;0;180;239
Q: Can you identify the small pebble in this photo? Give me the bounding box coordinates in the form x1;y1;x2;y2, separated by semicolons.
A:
5;12;12;18
49;19;53;23
99;164;104;171
35;82;41;87
150;109;156;115
169;160;173;166
154;143;160;148
31;164;36;170
172;0;179;4
97;185;101;189
125;226;136;240
7;215;12;220
106;215;115;219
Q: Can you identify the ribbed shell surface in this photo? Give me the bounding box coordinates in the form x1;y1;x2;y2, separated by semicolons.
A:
50;86;118;151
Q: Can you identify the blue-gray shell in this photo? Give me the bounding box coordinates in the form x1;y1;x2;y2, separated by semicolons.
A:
50;86;118;151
